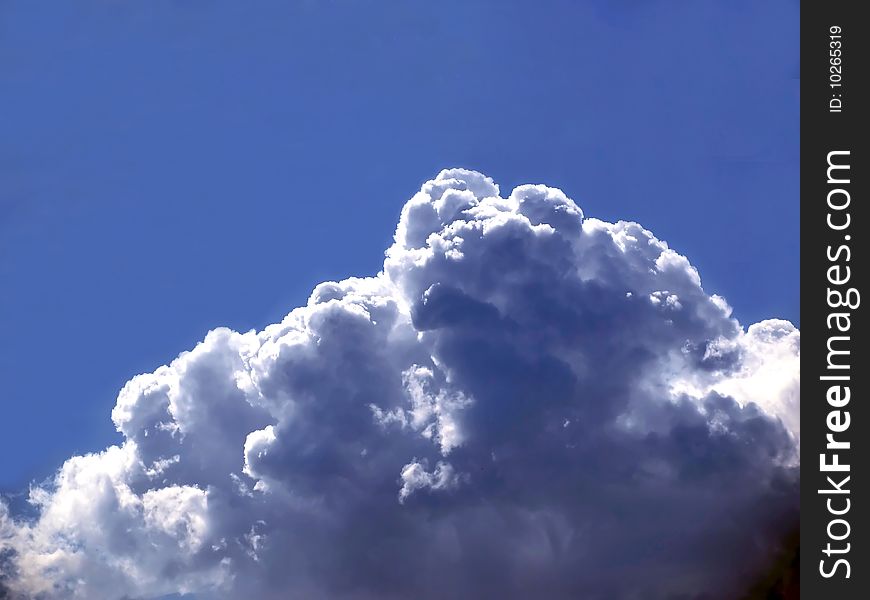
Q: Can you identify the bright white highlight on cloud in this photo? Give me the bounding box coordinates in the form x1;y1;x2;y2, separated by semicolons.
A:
0;169;799;599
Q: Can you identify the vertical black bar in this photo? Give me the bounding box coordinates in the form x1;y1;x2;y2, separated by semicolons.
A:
801;1;868;597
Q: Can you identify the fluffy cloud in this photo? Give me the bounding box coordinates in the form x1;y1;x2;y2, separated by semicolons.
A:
0;169;799;599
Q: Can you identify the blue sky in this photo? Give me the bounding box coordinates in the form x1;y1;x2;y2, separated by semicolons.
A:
0;0;798;498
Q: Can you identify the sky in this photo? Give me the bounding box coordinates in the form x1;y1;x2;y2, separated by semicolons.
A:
0;2;799;598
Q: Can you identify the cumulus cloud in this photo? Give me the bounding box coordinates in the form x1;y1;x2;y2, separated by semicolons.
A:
0;169;799;599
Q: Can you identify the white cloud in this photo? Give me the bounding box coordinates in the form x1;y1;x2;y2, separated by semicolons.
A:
398;460;463;504
0;169;798;599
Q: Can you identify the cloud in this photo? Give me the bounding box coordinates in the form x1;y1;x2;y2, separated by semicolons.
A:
0;169;799;599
